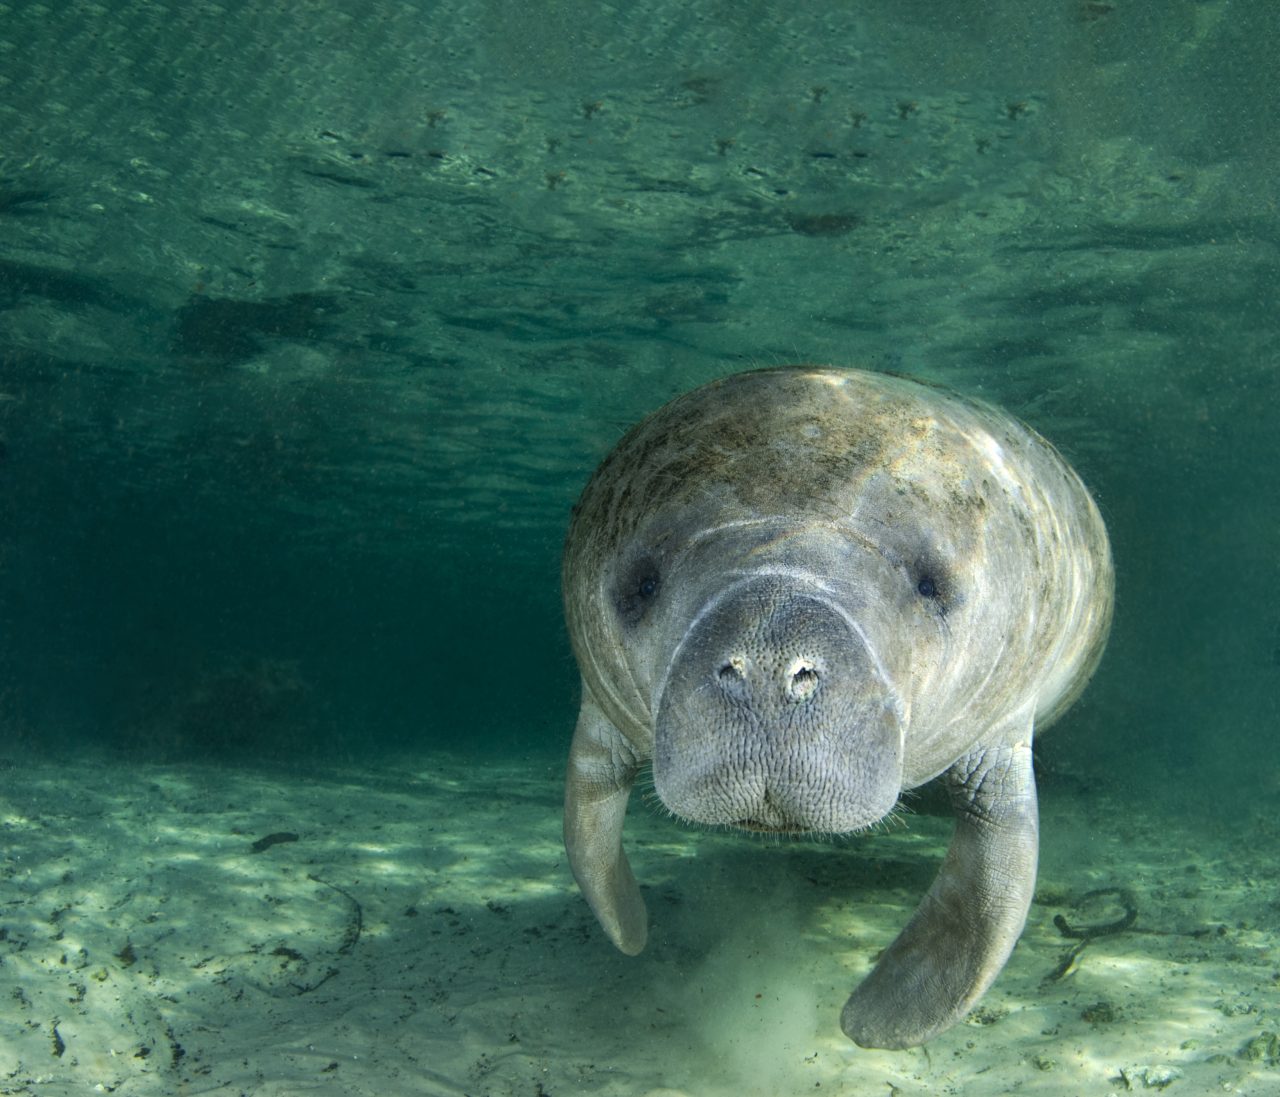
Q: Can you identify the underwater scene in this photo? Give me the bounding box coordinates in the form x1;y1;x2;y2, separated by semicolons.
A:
1;1;1277;1094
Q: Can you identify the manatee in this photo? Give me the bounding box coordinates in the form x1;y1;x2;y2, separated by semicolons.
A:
561;367;1113;1049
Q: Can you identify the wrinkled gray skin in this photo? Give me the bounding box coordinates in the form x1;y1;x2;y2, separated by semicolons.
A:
562;367;1113;1049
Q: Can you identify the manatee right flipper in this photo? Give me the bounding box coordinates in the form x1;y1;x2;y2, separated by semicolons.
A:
563;686;647;955
841;717;1039;1049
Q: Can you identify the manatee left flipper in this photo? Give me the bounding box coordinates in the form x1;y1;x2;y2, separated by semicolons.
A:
563;686;647;955
841;715;1039;1049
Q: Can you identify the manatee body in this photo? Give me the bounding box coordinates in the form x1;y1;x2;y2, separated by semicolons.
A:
561;367;1113;1049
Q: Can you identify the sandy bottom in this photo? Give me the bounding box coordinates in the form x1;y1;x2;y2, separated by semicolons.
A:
1;747;1277;1096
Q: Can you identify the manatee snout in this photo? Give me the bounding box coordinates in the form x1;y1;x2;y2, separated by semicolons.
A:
654;579;904;833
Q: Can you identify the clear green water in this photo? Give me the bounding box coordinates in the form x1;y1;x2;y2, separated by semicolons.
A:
4;1;1274;785
0;2;1277;1089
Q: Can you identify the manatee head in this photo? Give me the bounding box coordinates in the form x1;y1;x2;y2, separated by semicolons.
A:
606;514;944;835
565;369;993;838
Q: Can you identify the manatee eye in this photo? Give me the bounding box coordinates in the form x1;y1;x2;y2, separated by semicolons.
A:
614;558;661;626
911;554;956;615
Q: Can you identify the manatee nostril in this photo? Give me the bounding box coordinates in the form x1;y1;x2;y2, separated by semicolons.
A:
786;659;821;701
716;656;749;695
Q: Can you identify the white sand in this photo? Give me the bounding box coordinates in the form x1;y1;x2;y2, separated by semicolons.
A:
1;748;1276;1096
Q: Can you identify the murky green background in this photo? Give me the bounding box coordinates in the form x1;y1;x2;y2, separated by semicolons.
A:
1;0;1276;806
